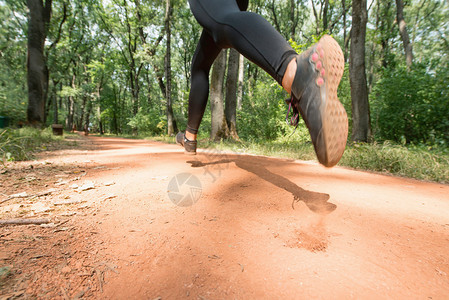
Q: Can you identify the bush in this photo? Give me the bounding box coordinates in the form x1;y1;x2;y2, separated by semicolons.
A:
340;142;449;183
127;107;166;135
237;80;289;141
0;127;63;162
371;64;449;145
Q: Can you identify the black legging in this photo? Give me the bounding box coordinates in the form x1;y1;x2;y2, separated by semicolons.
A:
186;0;297;134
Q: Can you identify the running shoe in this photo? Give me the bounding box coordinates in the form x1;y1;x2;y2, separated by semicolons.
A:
176;132;197;155
289;34;348;167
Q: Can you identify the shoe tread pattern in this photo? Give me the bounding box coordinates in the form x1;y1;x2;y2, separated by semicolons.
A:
319;35;348;167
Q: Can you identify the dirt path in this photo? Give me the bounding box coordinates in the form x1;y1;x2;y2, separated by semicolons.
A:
1;135;449;299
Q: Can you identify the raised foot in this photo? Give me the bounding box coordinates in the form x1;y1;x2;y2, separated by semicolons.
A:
291;34;348;167
176;132;197;155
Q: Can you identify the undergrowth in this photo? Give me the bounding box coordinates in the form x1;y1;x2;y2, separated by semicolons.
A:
35;130;448;184
0;127;67;163
149;133;449;184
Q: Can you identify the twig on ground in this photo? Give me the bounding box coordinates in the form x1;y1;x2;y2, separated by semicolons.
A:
238;263;245;272
0;218;50;226
55;219;70;227
0;188;59;204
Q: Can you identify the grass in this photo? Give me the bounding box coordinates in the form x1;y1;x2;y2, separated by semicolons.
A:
0;127;74;163
4;127;446;184
148;133;449;184
339;142;449;183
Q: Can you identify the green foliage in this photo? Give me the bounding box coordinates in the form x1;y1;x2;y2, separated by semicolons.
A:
0;0;448;182
0;95;27;124
237;81;288;141
0;127;64;162
337;63;352;138
0;0;28;124
127;108;166;135
289;33;326;53
195;137;449;184
340;142;449;183
59;86;82;98
371;64;449;145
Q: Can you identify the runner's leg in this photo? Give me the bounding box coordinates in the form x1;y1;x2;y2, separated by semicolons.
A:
186;30;222;135
188;0;297;85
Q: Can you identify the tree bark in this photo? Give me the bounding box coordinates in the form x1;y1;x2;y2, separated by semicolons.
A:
342;0;349;62
26;0;52;126
66;73;76;131
165;0;177;135
395;0;413;68
311;0;320;35
237;54;244;110
379;1;392;68
323;0;329;32
225;49;240;140
210;50;228;141
52;83;58;124
84;100;91;135
350;0;372;142
112;84;120;135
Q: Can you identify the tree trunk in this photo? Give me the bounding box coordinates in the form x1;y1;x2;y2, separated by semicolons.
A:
225;49;240;140
350;0;371;142
290;0;295;37
79;95;87;131
84;101;92;135
165;0;177;135
237;54;244;110
210;50;228;141
52;89;58;124
342;0;349;62
26;0;52;126
112;84;120;135
67;94;74;131
66;73;76;131
323;0;329;32
49;79;58;124
98;105;104;135
395;0;413;68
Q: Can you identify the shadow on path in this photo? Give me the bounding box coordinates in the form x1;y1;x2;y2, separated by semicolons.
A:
187;154;336;214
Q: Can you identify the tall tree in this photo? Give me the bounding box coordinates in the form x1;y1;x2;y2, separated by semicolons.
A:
225;48;239;140
350;0;371;142
26;0;52;125
237;54;244;110
165;0;177;135
341;0;350;61
210;50;228;140
395;0;413;67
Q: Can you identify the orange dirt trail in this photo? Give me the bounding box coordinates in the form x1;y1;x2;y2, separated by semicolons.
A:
1;136;449;299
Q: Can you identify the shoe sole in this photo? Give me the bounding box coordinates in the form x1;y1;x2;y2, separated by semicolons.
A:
317;35;348;167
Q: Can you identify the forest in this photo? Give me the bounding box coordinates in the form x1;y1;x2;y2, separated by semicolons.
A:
1;0;448;146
